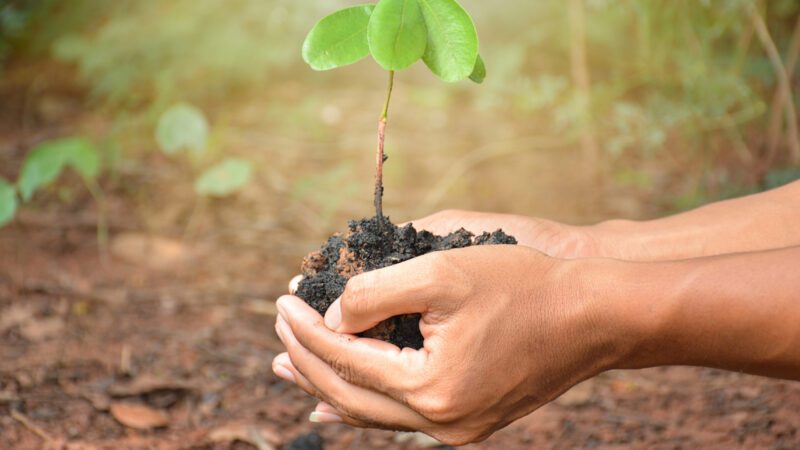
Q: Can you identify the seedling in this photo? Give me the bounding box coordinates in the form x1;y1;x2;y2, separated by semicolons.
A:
297;1;505;349
302;0;485;223
155;102;254;198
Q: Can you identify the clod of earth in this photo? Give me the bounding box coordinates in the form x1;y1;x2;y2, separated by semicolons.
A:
297;216;517;349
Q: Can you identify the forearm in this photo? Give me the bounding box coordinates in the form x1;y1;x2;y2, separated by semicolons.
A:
596;246;800;380
588;181;800;261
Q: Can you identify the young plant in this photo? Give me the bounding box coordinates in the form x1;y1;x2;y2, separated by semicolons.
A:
156;102;253;198
302;0;485;223
0;137;107;249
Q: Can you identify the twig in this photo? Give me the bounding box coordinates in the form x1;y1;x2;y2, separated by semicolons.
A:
11;409;55;444
247;427;277;450
750;4;800;164
374;70;395;225
764;14;800;168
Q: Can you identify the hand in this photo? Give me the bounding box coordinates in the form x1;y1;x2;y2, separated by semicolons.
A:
271;245;625;445
407;209;602;259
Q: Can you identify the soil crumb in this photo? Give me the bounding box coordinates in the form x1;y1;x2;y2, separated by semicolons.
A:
296;216;517;349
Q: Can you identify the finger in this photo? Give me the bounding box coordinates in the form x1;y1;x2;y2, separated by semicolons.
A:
324;252;452;334
272;352;320;397
276;315;429;432
312;402;373;427
289;275;303;295
277;295;426;401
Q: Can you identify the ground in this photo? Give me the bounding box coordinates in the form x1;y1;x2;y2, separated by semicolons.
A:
1;63;798;449
1;219;799;450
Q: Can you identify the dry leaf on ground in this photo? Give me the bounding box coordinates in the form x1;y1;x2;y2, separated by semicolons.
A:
110;402;170;430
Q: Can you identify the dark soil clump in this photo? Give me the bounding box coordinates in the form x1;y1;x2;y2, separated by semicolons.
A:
296;216;517;349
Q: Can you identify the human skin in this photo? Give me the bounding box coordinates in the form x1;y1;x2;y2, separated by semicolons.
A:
271;182;800;445
406;180;800;260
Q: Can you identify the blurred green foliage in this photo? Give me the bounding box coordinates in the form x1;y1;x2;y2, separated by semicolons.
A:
18;137;100;202
470;0;798;153
4;0;798;159
1;0;799;221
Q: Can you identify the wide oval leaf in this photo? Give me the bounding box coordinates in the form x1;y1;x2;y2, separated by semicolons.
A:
469;54;486;84
0;179;17;228
194;158;253;197
368;0;428;71
156;103;209;156
17;138;100;202
303;5;376;71
419;0;479;82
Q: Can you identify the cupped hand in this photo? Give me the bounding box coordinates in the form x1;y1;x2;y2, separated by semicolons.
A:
407;209;602;259
271;245;625;445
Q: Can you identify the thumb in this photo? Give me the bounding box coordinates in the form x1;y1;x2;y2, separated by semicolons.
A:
324;253;446;334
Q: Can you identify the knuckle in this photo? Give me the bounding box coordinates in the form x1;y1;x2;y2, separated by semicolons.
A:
411;392;462;424
422;251;472;302
424;251;451;283
342;276;372;318
327;353;358;385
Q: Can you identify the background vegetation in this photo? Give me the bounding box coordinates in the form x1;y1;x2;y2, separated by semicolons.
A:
1;0;799;235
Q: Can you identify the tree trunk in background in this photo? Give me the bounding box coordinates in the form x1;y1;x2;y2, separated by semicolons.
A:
751;5;800;165
568;0;602;188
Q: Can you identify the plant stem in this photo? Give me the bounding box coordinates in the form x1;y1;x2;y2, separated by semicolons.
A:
374;70;395;226
84;178;109;265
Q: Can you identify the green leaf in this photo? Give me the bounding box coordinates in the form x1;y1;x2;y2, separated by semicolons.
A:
0;179;17;228
302;5;376;71
368;0;428;71
18;138;100;202
469;54;486;83
63;139;101;179
419;0;479;82
194;158;253;197
156;103;209;156
18;145;65;202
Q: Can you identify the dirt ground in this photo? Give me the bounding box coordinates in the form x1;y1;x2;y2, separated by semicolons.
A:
1;217;799;450
1;64;799;450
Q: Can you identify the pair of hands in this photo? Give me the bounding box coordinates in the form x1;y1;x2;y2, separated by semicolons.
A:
271;210;622;445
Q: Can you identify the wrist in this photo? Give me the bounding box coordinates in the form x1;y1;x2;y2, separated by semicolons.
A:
562;257;672;372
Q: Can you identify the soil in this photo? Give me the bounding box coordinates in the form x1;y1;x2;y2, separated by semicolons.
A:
296;216;517;349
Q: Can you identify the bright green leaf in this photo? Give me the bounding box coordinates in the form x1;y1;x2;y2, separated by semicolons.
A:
419;0;479;82
194;158;253;197
368;0;428;71
18;138;101;202
302;5;376;71
19;142;67;202
469;54;486;84
156;103;209;156
0;179;17;228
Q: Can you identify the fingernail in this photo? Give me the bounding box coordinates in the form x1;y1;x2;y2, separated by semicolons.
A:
324;298;342;331
289;275;303;295
309;411;343;424
274;365;296;383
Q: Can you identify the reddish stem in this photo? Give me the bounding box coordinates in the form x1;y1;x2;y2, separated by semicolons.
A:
374;71;395;227
375;117;387;223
